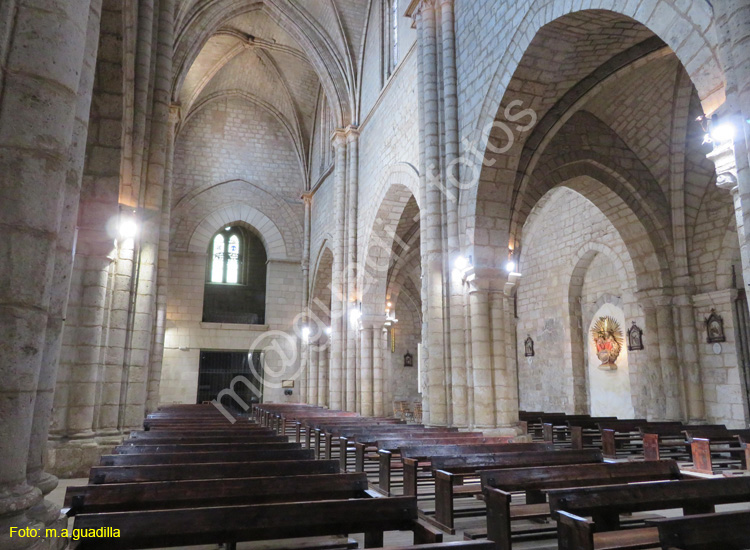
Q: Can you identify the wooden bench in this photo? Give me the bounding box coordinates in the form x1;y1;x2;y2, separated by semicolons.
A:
684;427;750;474
431;449;603;533
113;441;301;454
647;509;750;549
344;431;487;472
70;495;441;549
549;476;750;550
65;472;372;515
89;458;341;484
479;460;682;550
393;443;555;497
375;438;522;494
359;436;510;477
99;447;315;466
598;421;681;459
317;424;455;460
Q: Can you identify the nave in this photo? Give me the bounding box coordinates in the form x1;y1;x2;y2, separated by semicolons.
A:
52;403;750;549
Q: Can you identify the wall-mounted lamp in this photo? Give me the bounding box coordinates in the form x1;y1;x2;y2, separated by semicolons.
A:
325;326;332;335
301;326;310;342
118;210;139;240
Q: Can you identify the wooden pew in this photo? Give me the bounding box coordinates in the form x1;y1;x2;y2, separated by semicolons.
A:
65;472;372;515
479;460;682;550
598;420;682;459
99;447;315;466
70;495;440;549
317;424;452;461
123;432;284;444
647;509;750;549
89;458;341;484
684;427;750;474
393;442;555;497
431;449;603;533
549;476;750;550
374;437;514;493
343;431;485;472
113;441;301;454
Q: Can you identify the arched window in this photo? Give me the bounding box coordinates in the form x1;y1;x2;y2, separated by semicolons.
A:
384;0;400;79
391;0;399;68
204;225;268;324
210;227;242;283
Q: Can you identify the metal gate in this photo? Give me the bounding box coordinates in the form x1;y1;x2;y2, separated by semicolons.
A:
197;350;264;412
732;290;750;419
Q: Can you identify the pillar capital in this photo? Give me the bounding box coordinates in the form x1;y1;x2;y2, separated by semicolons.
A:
345;125;360;142
301;192;313;205
331;129;347;148
635;288;673;308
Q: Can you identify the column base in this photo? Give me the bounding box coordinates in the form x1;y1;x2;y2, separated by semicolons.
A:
46;435;124;478
0;482;64;550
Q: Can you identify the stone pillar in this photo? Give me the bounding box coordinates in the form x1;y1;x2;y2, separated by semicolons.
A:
641;301;667;420
490;290;517;427
308;342;319;405
0;1;97;547
714;2;750;300
147;102;180;413
418;0;447;425
675;294;705;421
329;131;347;409
373;326;385;417
301;192;313;404
318;338;329;407
360;323;374;416
652;295;683;421
345;127;359;411
467;270;495;428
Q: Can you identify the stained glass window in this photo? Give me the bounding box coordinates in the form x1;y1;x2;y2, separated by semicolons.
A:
211;234;225;282
209;228;242;283
226;235;240;283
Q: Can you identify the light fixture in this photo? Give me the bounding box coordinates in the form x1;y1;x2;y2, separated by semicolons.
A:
350;308;361;321
710;122;736;144
325;326;332;335
387;302;392;308
118;215;139;240
505;260;516;272
455;255;469;271
301;327;310;341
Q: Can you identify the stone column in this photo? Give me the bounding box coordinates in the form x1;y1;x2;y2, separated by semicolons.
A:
490;289;517;427
467;269;495;428
318;338;329;407
301;192;312;404
714;2;750;300
419;0;447;425
147;102;180;413
640;301;667;420
674;294;705;421
373;326;385;417
345;127;359;411
329;130;347;409
308;342;319;405
652;295;684;420
0;1;97;547
360;323;374;416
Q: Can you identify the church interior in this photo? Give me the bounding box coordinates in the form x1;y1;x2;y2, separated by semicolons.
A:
3;0;750;549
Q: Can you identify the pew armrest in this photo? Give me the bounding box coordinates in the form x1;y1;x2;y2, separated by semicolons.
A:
412;519;444;544
556;510;594;550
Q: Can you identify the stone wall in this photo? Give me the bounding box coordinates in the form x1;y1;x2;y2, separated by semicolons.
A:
516;188;642;414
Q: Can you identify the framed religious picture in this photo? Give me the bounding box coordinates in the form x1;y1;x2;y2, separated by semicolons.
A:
524;335;534;357
404;351;413;367
706;309;726;343
627;321;643;351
